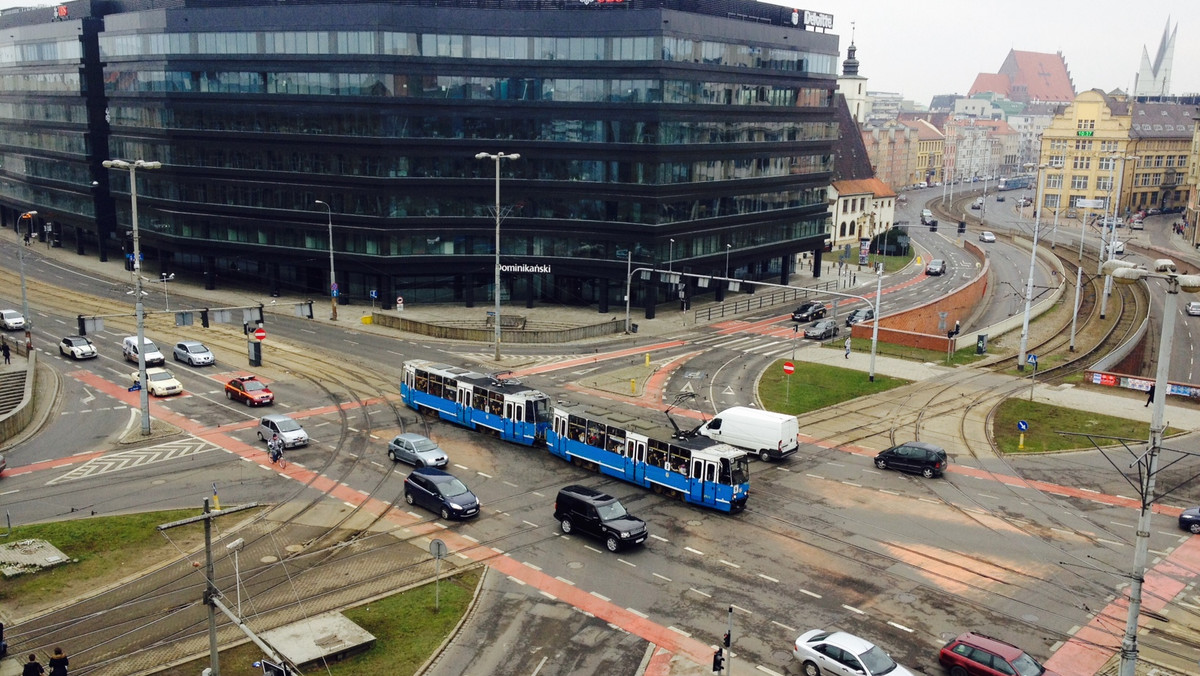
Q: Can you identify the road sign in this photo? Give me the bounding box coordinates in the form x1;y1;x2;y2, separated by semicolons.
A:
253;327;267;341
370;289;378;299
128;383;141;392
1077;198;1106;209
1027;354;1037;366
1017;420;1028;431
782;361;795;375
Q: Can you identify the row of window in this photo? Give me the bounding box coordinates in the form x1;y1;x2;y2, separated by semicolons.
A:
0;38;81;64
0;71;80;93
107;105;839;145
128;209;826;262
94;30;834;75
104;70;833;108
0;101;88;125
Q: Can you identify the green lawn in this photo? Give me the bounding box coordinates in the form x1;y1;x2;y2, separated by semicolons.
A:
759;359;910;414
992;398;1176;453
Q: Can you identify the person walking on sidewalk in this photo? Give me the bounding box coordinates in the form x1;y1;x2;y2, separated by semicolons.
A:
48;648;68;676
2;341;10;365
22;654;45;676
1146;383;1156;407
844;336;852;359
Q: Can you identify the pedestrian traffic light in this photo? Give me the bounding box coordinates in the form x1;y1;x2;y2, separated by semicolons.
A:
77;315;87;336
723;631;730;647
929;219;938;232
712;648;724;673
957;220;966;234
200;309;210;328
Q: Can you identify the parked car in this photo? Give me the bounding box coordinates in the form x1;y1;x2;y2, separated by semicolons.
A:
939;632;1059;676
1103;240;1125;256
845;308;875;326
793;629;915;676
257;413;308;449
554;485;648;552
1179;506;1200;533
59;335;97;359
1187;302;1200;317
225;375;274;406
792;301;827;322
970;197;983;210
926;259;947;275
0;309;25;331
979;231;996;243
173;340;215;366
387;433;449;468
132;367;183;397
804;319;839;340
874;441;948;478
995;194;1006;202
1128;218;1144;231
404;467;480;520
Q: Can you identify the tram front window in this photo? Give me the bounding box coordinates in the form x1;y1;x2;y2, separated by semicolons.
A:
530;398;551;423
723;457;749;485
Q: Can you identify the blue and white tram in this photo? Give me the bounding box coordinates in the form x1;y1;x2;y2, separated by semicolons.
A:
401;360;552;446
547;407;750;513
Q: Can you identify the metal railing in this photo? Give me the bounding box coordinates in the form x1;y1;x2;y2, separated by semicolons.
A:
693;279;842;322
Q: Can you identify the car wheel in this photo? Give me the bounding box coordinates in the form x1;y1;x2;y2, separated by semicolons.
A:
560;518;573;534
404;492;415;505
440;506;451;520
758;449;771;462
245;398;254;407
950;667;969;676
257;432;265;441
388;449;397;461
173;352;180;362
226;390;233;400
1190;523;1200;534
605;536;620;552
802;660;821;676
922;467;936;479
874;458;887;470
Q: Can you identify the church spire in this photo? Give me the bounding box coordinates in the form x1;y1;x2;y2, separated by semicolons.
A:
842;22;860;77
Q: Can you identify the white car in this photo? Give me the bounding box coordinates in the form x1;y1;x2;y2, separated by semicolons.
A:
173;340;214;366
1104;240;1126;256
794;629;915;676
59;336;98;359
1187;302;1200;317
0;309;25;330
132;367;183;397
258;413;309;449
979;231;996;243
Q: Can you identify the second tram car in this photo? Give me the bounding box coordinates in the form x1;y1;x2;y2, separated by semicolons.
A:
547;407;750;513
401;360;552;446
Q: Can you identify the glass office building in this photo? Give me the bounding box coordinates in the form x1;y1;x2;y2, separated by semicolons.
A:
0;0;840;314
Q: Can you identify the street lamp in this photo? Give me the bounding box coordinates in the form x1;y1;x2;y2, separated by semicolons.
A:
17;210;36;351
313;200;337;321
103;158;161;436
1100;155;1138;320
159;272;175;311
1017;163;1048;371
474;151;520;362
1101;258;1200;676
668;238;675;273
725;243;732;279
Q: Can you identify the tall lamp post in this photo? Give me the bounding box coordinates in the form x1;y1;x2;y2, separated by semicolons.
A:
103;158;161;436
17;210;37;351
1100;155;1138;320
313;200;337;321
1101;258;1200;676
1017;162;1047;371
475;151;520;362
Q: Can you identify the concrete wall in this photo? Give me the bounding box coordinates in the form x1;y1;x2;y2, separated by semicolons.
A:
0;348;36;445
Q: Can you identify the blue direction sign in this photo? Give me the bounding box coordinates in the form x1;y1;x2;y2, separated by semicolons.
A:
128;383;141;392
370;289;378;299
1017;420;1028;431
1026;354;1038;366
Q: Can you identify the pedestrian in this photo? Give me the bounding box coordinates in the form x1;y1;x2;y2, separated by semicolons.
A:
48;648;68;676
1145;384;1156;408
2;341;10;365
22;654;44;676
844;335;852;359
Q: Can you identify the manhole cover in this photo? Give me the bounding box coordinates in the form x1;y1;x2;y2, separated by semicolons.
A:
567;561;584;569
687;520;703;527
260;555;278;564
895;593;916;603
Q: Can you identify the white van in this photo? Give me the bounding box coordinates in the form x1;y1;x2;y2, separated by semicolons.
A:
123;336;166;366
699;407;799;462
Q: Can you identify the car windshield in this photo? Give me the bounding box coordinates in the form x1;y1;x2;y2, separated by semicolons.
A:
596;500;629;520
275;418;302;432
437;478;471;498
1010;653;1045;676
187;344;208;353
67;338;89;347
243;381;267;392
412;438;439;452
148;372;173;382
857;645;898;675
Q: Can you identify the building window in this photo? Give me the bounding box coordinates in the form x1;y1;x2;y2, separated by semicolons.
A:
1074;139;1092;151
1046;174;1063;189
1050;139;1068;150
1100;140;1119;153
1071;175;1088;190
1098;156;1114;172
1049;155;1065;168
1072;156;1091;170
1097;176;1113;192
1076;119;1095;130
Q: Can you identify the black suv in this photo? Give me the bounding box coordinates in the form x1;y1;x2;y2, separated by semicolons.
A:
874;441;948;478
791;301;826;322
554;485;648;552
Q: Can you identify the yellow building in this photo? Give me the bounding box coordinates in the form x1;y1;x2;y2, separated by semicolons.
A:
901;119;944;185
1038;90;1193;218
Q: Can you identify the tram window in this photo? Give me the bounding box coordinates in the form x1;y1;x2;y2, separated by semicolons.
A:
705;463;715;482
567;417;587;442
488;392;503;415
473;390;488;410
415;372;429;392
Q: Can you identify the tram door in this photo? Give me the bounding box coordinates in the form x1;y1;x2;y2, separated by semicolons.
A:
457;384;472;425
692;458;716;504
506;398;523;440
627;438;647;483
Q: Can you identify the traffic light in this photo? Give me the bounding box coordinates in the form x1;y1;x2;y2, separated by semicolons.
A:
200;309;210;328
723;631;730;648
957;220;966;234
929;219;938;232
77;315;87;336
712;648;724;673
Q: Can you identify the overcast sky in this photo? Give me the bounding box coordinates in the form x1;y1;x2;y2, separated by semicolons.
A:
0;0;1194;107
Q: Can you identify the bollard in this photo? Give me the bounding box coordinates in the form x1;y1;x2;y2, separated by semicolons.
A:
645;353;650;367
631;378;636;394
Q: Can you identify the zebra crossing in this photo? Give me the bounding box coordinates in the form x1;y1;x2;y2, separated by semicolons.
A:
458;353;577;370
691;330;818;358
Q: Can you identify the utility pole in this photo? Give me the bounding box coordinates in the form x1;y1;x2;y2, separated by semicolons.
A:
158;499;258;676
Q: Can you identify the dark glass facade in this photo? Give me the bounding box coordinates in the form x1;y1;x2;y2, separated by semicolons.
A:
0;0;840;312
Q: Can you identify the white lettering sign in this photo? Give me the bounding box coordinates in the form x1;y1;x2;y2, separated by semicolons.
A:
803;10;833;29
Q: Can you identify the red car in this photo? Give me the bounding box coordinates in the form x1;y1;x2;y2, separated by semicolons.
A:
939;632;1058;676
225;375;274;406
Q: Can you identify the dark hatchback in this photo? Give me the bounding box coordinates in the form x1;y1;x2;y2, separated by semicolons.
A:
404;467;480;520
792;301;827;322
1179;506;1200;534
874;441;948;478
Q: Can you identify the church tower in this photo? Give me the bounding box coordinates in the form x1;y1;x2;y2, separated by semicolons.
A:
1133;18;1176;97
837;25;870;124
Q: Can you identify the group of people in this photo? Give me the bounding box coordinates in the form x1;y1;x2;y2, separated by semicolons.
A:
22;648;68;676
